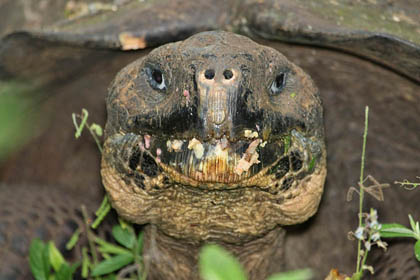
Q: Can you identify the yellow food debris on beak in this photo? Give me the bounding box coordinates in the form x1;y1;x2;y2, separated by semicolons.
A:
188;138;204;159
244;129;259;138
167;139;184;152
234;139;261;175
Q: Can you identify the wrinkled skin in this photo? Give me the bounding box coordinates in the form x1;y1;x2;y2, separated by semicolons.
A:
101;31;326;279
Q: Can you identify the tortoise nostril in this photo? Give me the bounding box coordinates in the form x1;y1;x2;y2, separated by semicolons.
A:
204;69;215;80
223;69;233;80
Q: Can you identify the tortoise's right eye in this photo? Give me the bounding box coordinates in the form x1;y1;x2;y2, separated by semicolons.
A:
270;72;287;95
146;68;166;91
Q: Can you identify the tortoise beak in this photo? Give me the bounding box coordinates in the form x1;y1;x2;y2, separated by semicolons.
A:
196;66;242;140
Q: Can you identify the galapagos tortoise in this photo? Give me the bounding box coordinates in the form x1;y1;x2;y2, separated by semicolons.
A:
0;0;419;279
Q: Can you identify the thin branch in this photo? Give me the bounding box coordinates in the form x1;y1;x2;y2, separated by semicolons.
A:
117;263;140;280
395;177;420;190
356;106;369;275
81;205;101;279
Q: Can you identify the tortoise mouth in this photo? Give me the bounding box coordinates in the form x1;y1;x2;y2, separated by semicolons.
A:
149;133;289;186
104;129;316;193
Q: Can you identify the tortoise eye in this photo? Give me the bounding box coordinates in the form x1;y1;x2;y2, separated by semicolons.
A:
147;68;167;91
270;73;287;95
152;69;163;84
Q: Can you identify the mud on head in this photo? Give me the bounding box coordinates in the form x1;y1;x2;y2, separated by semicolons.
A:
101;31;327;243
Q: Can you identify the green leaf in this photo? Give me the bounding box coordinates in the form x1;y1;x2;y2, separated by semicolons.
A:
266;269;313;280
308;156;317;172
65;228;81;250
415;240;420;262
91;254;134;276
81;247;90;278
73;109;89;139
408;214;420;237
118;218;131;230
55;262;79;280
95;237;132;255
48;241;66;272
409;215;416;231
199;244;247;280
283;135;291;154
29;238;50;280
135;231;144;256
56;266;72;280
91;202;111;229
90;123;103;136
70;263;80;274
112;225;135;249
95;196;109;216
103;274;117;280
379;223;416;238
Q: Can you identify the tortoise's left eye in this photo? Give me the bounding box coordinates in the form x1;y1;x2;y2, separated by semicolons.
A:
270;72;287;95
147;68;167;91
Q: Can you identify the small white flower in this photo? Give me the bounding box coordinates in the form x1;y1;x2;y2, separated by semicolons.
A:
377;240;388;251
362;264;374;274
371;232;380;242
369;209;378;221
368;220;379;228
355;227;365;240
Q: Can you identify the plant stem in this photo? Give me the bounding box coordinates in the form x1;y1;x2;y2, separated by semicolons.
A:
91;200;111;229
73;110;89;139
360;246;369;270
72;109;103;153
356;106;369;275
87;122;103;153
81;205;101;280
360;231;374;277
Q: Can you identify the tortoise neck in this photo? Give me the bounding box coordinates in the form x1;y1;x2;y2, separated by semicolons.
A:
142;225;285;280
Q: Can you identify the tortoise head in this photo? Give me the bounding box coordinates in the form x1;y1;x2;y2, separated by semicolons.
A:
101;31;326;243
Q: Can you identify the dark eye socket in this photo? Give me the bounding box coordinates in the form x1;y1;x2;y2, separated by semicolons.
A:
146;67;167;91
152;69;163;84
270;72;287;95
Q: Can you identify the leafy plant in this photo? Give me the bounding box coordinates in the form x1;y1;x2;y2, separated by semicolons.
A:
347;106;420;280
199;244;247;280
380;215;420;262
29;239;79;280
30;109;145;280
30;212;145;280
199;244;312;280
89;223;145;278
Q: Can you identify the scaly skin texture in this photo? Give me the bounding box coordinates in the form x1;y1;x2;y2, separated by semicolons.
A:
101;31;326;279
142;225;285;280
